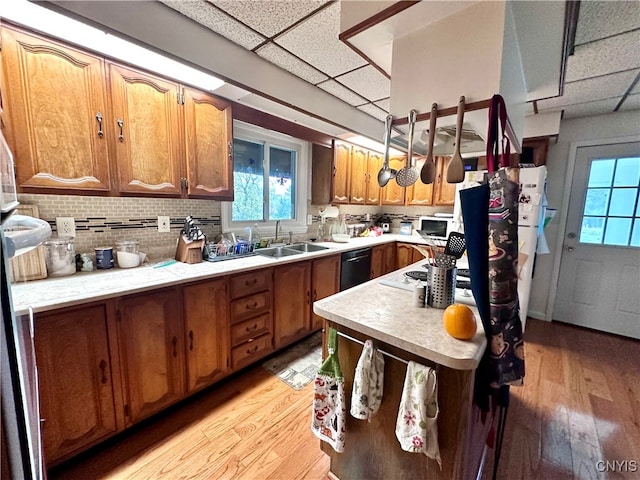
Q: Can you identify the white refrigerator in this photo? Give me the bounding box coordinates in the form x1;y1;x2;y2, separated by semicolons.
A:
453;165;547;328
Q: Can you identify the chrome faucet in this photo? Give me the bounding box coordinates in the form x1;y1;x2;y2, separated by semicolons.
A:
275;220;281;241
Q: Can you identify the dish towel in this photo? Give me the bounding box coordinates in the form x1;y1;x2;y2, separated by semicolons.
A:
350;340;385;421
395;361;441;468
311;328;346;453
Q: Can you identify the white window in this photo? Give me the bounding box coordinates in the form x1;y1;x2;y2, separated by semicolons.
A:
222;121;309;236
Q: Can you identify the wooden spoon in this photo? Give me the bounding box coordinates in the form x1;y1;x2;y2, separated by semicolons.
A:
446;96;465;183
420;103;438;184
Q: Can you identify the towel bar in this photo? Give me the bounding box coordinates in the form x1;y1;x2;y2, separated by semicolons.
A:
336;331;409;365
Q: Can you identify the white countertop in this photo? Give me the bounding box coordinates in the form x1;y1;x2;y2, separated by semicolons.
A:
313;263;486;371
10;233;436;316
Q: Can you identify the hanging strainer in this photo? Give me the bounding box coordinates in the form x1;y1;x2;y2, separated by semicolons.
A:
395;109;419;187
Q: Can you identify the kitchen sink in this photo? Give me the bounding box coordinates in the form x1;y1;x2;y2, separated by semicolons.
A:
287;243;330;253
256;246;304;258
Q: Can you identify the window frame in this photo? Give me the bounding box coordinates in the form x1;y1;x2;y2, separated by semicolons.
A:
222;120;309;236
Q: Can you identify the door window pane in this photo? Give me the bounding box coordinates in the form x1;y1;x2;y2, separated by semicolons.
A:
580;217;605;244
603;217;632;246
613;157;640;187
269;147;296;220
608;188;637;216
233;139;265;222
588;159;615;187
583;188;610;216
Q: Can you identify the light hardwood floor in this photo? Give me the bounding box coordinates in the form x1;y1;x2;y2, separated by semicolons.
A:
50;319;639;480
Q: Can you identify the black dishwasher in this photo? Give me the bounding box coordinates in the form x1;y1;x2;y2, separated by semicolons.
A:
340;248;372;291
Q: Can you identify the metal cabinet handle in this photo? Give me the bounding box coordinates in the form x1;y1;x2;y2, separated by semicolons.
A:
172;336;178;357
333;165;337;177
247;345;259;355
96;113;104;138
246;324;258;332
228;141;233;158
246;301;258;310
117;118;124;142
180;177;188;190
306;290;310;305
189;330;194;351
245;278;258;286
99;359;107;384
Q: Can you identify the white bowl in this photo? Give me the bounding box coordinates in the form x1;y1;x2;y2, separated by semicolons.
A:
117;251;140;268
331;234;350;243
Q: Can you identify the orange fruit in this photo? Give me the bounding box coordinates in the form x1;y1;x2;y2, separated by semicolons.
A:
443;304;477;340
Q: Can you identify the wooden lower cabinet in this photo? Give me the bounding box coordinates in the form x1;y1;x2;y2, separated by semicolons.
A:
274;262;312;349
383;242;397;274
35;301;123;465
396;242;425;269
182;279;230;394
311;255;340;330
371;243;398;279
117;287;186;425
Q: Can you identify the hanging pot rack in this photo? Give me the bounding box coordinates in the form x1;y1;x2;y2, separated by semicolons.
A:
390;97;521;153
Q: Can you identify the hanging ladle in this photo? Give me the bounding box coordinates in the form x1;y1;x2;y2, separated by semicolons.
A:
377;114;396;187
446;95;466;183
420;103;438;184
395;109;419;187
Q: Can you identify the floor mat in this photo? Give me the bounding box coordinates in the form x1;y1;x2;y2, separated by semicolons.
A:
262;332;323;390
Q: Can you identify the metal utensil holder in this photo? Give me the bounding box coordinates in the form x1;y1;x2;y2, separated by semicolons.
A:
427;265;457;308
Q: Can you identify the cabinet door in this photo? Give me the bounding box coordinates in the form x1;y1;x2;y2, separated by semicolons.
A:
183;279;230;393
396;243;415;269
383;242;397;274
311;255;340;331
406;158;434;205
381;156;406;205
183;88;233;200
110;64;182;195
332;141;350;204
274;262;311;348
1;28;111;192
349;146;368;204
370;245;385;279
434;156;457;206
311;143;333;205
117;288;185;424
35;302;122;464
366;152;383;205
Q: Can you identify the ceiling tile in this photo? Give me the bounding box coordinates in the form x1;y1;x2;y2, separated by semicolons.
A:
618;93;640;111
374;98;390;112
210;0;329;37
276;2;367;77
160;0;265;49
357;103;389;122
335;65;390;102
538;69;639;109
566;30;640;82
317;80;367;106
256;43;328;84
540;98;620;120
574;1;640;45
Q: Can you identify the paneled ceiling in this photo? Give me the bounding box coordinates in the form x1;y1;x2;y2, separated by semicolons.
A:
159;0;640;127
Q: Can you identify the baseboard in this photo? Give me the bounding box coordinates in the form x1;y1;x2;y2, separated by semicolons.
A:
528;310;549;320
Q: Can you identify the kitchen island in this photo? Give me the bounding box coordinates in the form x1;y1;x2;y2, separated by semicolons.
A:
314;263;489;480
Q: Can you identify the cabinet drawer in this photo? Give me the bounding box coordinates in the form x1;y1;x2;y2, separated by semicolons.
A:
230;269;271;300
231;313;271;347
230;291;271;323
231;334;272;370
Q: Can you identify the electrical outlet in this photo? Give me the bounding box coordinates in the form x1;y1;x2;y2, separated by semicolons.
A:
56;217;76;237
158;216;171;233
307;214;313;225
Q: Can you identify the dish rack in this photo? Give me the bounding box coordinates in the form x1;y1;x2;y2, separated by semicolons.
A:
203;241;259;262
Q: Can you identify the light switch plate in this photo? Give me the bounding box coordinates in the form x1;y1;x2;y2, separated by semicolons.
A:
56;217;76;237
158;216;171;233
307;214;313;225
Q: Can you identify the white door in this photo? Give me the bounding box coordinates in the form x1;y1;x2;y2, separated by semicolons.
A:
554;142;640;339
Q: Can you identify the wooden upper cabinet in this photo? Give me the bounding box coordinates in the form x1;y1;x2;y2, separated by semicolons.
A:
274;262;311;349
35;302;122;464
366;152;383;205
349;146;368;204
406;158;435;206
109;64;182;195
117;288;185;425
183;87;233;200
433;156;457;206
381;156;406;205
1;28;111;192
183;278;230;393
332;141;350;204
311;143;333;205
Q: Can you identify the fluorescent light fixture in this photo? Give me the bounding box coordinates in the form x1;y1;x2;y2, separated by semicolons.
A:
341;134;404;156
2;0;225;92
